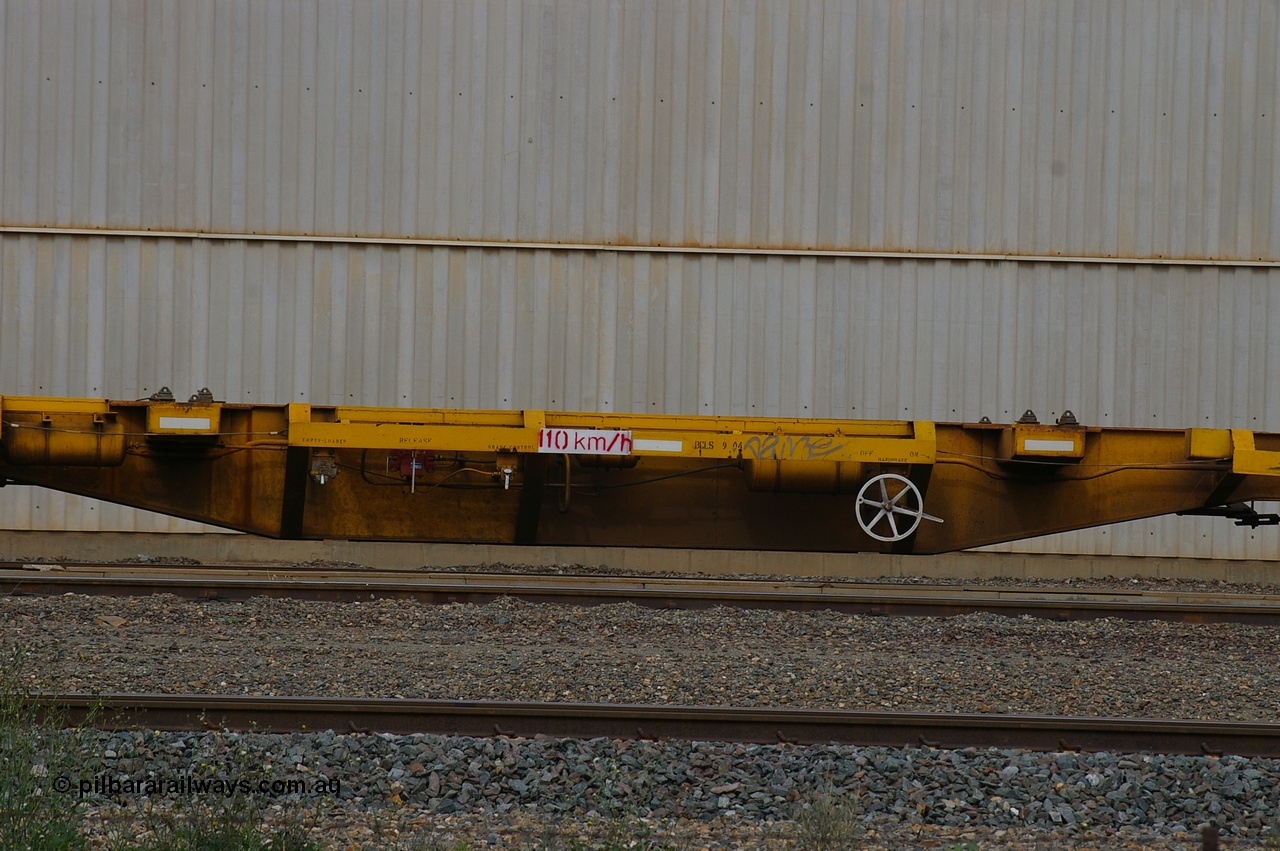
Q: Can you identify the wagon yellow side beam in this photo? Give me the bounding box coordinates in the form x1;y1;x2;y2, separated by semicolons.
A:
2;394;1280;554
285;403;934;463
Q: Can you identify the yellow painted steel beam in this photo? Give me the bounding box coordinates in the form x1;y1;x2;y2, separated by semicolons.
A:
0;395;115;415
3;394;1280;554
285;404;932;463
1232;430;1280;476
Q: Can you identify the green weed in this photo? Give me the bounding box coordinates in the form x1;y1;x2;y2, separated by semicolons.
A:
0;643;90;851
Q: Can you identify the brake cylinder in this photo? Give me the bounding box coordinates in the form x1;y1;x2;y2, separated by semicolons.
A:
745;460;864;493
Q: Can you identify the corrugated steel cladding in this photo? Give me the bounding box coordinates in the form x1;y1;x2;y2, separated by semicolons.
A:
3;1;1279;257
0;1;1278;557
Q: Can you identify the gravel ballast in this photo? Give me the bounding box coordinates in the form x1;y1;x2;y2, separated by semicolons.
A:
7;588;1280;847
7;592;1280;720
65;729;1280;848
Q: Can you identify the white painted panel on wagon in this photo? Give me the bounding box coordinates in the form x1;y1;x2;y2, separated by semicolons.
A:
1022;439;1077;452
633;439;684;453
157;417;212;430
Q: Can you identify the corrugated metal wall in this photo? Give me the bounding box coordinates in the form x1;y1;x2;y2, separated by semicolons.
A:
2;0;1279;557
3;0;1277;258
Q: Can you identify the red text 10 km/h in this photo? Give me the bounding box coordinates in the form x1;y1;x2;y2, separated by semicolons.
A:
537;428;633;456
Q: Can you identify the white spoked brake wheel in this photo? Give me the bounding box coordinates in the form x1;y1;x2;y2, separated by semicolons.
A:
855;473;944;542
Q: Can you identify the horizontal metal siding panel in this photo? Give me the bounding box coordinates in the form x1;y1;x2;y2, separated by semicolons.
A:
3;236;1280;424
2;233;1279;557
3;1;1278;260
0;490;215;535
980;502;1280;561
9;238;1278;431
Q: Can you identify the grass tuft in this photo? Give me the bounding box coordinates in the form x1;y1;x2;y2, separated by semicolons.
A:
792;791;864;851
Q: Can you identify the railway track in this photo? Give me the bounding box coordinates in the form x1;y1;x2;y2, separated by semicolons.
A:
14;562;1280;758
5;563;1280;624
37;692;1280;758
13;563;1278;847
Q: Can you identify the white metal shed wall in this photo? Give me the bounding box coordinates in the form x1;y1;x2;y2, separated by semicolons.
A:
1;0;1278;557
2;1;1278;258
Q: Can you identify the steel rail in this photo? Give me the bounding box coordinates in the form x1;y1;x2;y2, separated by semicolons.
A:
5;560;1274;603
35;693;1280;758
5;567;1280;624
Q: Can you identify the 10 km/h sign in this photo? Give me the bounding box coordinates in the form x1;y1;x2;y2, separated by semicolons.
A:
537;428;633;455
